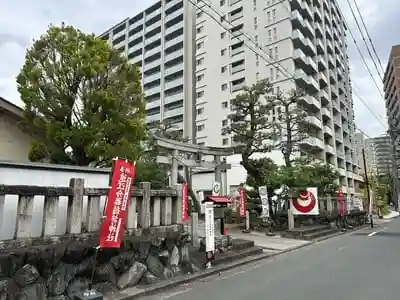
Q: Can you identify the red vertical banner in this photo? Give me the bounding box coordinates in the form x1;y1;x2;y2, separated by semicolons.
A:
239;187;246;217
337;189;344;217
99;159;136;248
182;184;189;221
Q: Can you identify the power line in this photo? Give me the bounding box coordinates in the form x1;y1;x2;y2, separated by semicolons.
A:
332;0;384;99
345;0;383;81
192;0;384;134
351;0;385;75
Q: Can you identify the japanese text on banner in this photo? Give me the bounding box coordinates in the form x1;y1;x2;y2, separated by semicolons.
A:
99;159;136;248
182;184;189;221
239;188;246;217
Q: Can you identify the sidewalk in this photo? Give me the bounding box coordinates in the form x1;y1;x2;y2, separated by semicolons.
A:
228;228;311;252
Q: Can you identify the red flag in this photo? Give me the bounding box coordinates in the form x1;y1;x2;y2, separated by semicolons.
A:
337;190;344;217
182;184;189;221
239;187;246;217
99;159;136;248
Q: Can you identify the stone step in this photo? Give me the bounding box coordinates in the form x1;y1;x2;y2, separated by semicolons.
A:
302;228;339;240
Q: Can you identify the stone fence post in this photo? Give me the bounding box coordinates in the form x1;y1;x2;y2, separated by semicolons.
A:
66;178;84;234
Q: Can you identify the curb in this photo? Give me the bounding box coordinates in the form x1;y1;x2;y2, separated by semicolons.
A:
107;223;376;300
109;242;311;300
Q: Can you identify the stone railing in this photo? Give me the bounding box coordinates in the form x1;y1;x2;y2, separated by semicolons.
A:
0;178;184;249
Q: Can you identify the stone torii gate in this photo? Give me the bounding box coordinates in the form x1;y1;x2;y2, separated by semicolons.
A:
153;135;234;189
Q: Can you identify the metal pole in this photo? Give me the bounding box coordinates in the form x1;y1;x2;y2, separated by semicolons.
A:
362;149;373;227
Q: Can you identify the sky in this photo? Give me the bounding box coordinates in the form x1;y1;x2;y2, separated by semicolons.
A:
0;0;397;138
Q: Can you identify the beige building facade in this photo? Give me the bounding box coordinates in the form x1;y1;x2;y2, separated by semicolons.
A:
0;97;32;162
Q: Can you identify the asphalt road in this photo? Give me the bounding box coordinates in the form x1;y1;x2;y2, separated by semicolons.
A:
142;218;400;300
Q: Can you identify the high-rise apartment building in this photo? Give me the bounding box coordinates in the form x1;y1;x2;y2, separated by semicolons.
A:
373;135;393;176
100;0;196;141
100;0;362;194
354;132;376;175
383;45;400;170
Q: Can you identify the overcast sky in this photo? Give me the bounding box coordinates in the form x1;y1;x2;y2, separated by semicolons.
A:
0;0;397;138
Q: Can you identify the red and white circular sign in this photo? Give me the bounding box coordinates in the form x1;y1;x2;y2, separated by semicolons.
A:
292;190;317;214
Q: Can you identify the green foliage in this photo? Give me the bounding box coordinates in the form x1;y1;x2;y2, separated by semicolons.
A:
17;23;147;167
223;79;274;177
366;174;390;215
269;89;312;167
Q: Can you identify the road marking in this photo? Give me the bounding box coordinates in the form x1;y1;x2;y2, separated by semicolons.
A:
161;288;192;299
368;231;377;237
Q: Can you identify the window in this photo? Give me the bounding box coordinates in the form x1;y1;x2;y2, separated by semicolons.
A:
268;29;272;42
197;26;203;34
196;58;204;66
221;83;228;91
270;68;273;81
197;11;203;18
220;0;225;5
196;124;205;132
256;72;260;80
221;15;226;22
222;119;228;126
198;142;205;146
221;66;227;73
197;108;204;115
273;27;277;40
269;48;273;58
197;91;204;98
222;101;228;108
272;9;276;21
197;42;204;50
267;11;271;23
222;138;229;145
197;74;204;82
274;46;278;59
221;32;226;39
254;17;257;25
255;35;258;43
276;67;280;80
276;86;280;94
253;0;256;11
221;48;227;56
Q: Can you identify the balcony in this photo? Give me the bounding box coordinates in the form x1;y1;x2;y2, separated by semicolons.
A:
145;32;161;45
146;113;161;124
302;1;313;20
328;54;335;68
145;19;161;33
305;115;323;129
292;30;316;55
314;6;322;22
300;137;324;150
303;95;321;110
165;34;184;49
165;64;183;77
315;22;323;37
324;125;333;136
321;107;331;118
165;7;184;23
319;72;328;87
164;90;183;105
325;144;335;154
316;39;325;54
165;76;184;90
294;69;319;93
319;89;329;104
143;72;161;85
331;85;338;97
144;45;161;58
164;106;184;119
293;49;317;74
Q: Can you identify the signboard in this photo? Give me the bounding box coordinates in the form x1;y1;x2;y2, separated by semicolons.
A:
204;201;215;261
99;159;136;248
259;186;269;218
212;182;221;196
291;187;319;215
182;184;189;221
239;187;246;217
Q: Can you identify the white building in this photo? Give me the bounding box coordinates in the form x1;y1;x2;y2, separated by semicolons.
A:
101;0;362;195
100;0;197;141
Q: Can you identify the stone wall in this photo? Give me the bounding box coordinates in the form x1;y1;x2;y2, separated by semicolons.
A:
0;231;200;299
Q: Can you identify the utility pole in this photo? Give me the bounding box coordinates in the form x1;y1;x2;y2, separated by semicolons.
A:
362;148;373;227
